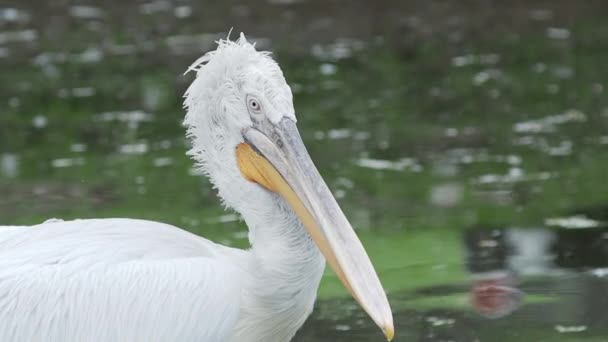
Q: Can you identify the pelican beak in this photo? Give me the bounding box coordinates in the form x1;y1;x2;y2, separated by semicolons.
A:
237;117;394;340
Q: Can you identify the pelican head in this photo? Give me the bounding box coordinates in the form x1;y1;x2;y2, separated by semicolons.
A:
183;34;394;340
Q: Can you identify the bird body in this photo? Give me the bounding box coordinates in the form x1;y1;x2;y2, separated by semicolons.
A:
0;34;393;341
0;218;323;342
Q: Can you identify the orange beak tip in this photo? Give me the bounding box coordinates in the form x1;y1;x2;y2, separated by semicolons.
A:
384;325;395;341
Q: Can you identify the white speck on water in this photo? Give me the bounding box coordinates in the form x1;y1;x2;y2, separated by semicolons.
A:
188;167;205;176
142;82;165;111
533;62;547;73
475;170;553;185
32;115;48;128
448;149;523;167
488;88;501;98
479;239;498;248
452;54;476;67
174;5;192;18
0;8;28;22
206;214;240;224
58;87;96;98
119;143;149;155
506;229;556;275
547;140;572;156
319;63;337;75
512;135;537;146
356;157;422;172
180;216;200;227
353;131;370;140
70;143;87;153
8;97;20;108
0;153;19;178
158;140;172;149
546;83;560;94
592;83;604;94
108;43;137;55
51;157;84;168
140;0;171;14
508;167;524;178
73;87;95;97
473;69;502;86
545;215;601;229
513;109;586;134
327;128;350;139
314;129;368;141
153;157;173;167
591;268;608;278
69;6;104;19
547;27;571;40
32;51;66;67
335;177;354;189
334;324;351;331
232;231;248;240
0;29;37;44
311;39;365;60
98;110;153;122
473;71;491;85
552;65;574;79
445;127;459;137
554;325;586;333
78;47;103;63
426;316;455;327
431;157;459;177
480;53;500;64
460;154;474;164
507;155;522;165
334;189;346;199
97;111;153;130
430;182;464;208
451;53;500;67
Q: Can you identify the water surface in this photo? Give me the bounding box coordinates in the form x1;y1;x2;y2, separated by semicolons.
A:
1;1;608;340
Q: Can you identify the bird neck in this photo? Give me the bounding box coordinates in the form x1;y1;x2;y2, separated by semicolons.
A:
231;197;326;342
244;197;325;278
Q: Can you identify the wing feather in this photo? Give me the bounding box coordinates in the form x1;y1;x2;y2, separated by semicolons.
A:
0;218;244;342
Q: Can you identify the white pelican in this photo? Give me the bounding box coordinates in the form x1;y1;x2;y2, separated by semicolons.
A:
0;34;393;342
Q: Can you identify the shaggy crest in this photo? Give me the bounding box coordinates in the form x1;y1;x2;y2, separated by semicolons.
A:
182;33;295;211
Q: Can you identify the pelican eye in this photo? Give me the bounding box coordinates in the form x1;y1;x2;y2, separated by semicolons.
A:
247;96;262;114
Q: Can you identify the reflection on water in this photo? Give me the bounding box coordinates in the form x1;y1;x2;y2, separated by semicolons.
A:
297;219;608;340
0;153;18;178
2;0;608;340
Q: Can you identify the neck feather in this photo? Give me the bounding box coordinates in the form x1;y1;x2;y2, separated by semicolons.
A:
243;195;324;275
230;195;326;342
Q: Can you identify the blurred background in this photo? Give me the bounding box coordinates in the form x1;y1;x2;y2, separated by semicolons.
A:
1;0;608;341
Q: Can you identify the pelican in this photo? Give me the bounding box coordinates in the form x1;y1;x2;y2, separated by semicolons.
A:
0;34;393;342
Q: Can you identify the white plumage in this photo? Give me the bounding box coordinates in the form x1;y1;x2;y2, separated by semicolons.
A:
0;34;392;342
0;219;242;341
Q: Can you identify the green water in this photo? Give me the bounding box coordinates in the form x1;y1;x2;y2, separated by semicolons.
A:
1;1;608;341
